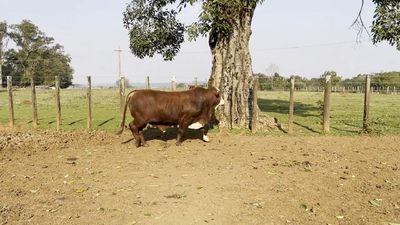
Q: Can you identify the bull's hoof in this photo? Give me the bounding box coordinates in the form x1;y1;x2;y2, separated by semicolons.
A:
175;142;181;146
141;143;149;147
135;141;141;148
202;135;210;142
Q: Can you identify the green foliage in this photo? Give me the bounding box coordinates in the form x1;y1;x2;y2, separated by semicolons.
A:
2;20;73;88
371;0;400;50
123;0;185;61
318;71;341;87
0;21;7;55
292;76;308;90
342;74;366;89
0;21;8;87
177;82;185;88
115;78;134;88
371;71;400;88
362;117;387;135
341;72;400;90
254;72;288;91
316;99;324;116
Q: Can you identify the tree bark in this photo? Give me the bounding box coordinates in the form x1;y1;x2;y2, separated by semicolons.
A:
209;6;277;130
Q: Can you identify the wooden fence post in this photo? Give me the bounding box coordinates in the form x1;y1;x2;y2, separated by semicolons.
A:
87;76;92;129
31;76;38;127
288;76;295;134
120;77;125;119
55;76;61;131
323;75;331;133
363;75;371;130
7;76;14;127
171;76;176;91
251;76;259;133
146;76;150;89
195;77;198;87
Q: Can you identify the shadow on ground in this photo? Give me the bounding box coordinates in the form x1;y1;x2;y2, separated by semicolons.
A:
258;98;319;118
121;127;205;146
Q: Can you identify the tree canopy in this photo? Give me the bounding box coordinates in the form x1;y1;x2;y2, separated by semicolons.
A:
124;0;400;63
1;20;74;88
123;0;265;61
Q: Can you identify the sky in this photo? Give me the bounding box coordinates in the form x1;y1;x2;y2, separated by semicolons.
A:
1;0;399;86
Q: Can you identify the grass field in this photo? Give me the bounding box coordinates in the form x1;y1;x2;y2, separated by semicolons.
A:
0;88;399;135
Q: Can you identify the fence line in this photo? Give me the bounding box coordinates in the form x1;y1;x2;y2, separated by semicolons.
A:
87;76;92;129
288;76;294;134
271;86;400;94
7;76;14;127
55;76;61;131
323;76;331;133
2;75;382;134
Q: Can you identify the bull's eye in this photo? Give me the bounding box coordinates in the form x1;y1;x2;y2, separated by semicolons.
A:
216;94;220;98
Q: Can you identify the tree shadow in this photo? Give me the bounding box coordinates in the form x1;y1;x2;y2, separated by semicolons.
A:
258;98;319;118
97;118;114;127
69;119;84;125
28;119;44;124
293;121;321;134
330;126;360;134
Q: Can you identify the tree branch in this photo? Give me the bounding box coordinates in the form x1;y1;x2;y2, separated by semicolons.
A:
349;0;373;45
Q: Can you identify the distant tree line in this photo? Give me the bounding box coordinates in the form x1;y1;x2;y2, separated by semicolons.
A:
0;20;73;88
254;70;400;91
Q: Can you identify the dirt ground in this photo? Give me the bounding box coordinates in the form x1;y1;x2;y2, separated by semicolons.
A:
0;127;399;225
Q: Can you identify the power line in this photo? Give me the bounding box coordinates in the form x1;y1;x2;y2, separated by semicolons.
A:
250;41;356;51
179;41;357;53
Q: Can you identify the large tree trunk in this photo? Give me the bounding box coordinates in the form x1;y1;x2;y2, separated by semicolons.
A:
209;5;277;130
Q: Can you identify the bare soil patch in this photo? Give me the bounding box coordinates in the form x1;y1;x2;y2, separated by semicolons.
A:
1;128;399;224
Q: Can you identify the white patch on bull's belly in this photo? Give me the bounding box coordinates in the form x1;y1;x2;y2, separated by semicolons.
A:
188;122;204;129
203;135;210;142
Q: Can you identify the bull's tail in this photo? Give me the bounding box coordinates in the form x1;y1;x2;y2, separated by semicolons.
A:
117;90;136;135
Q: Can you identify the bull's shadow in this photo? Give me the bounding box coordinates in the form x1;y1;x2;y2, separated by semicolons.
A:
121;126;206;145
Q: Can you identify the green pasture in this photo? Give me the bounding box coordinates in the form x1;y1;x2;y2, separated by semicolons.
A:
258;91;400;135
0;88;399;135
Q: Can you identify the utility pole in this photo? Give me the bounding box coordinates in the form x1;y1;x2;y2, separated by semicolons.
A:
114;46;122;81
114;46;124;119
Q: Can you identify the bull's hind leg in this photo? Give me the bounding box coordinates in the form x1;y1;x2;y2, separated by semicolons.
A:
129;121;141;147
138;127;149;147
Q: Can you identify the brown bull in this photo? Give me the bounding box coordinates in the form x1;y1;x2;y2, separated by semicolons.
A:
117;87;224;147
